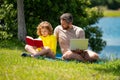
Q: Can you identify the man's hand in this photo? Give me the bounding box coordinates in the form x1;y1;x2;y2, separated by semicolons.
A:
72;49;88;59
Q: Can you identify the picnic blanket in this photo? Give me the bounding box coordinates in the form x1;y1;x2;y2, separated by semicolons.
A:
36;53;104;64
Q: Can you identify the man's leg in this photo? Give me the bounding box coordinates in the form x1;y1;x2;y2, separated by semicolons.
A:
62;51;84;61
84;50;99;61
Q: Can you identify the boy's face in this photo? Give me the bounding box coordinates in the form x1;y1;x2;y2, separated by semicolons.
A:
41;28;49;37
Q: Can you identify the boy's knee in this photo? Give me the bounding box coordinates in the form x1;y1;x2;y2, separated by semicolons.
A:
25;45;32;50
25;45;28;50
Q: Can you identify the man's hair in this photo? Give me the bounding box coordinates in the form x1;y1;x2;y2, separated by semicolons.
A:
60;13;73;23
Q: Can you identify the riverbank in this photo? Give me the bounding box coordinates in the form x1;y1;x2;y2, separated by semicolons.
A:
103;10;120;17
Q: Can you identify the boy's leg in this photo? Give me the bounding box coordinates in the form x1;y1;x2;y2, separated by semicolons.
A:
25;45;37;54
33;47;55;59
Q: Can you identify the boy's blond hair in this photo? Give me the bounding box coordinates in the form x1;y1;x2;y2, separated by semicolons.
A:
37;21;53;36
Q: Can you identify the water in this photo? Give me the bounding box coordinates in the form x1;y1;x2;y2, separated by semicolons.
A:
93;17;120;59
99;46;120;60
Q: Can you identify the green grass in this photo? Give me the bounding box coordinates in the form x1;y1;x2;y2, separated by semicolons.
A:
104;10;120;17
0;39;120;80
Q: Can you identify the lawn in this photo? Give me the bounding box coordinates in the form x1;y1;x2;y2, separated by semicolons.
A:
0;39;120;80
103;10;120;17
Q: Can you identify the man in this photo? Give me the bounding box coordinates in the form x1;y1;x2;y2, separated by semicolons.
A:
54;13;99;62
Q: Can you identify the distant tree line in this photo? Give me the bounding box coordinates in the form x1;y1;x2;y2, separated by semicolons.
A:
90;0;120;10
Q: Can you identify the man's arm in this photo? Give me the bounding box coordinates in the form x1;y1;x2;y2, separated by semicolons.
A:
78;29;85;38
54;26;59;41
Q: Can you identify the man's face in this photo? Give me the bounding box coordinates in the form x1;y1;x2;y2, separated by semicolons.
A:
60;19;70;30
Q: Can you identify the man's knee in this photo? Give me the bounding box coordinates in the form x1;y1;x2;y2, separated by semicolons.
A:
88;53;99;61
93;54;99;60
84;50;99;61
62;54;68;60
62;51;72;60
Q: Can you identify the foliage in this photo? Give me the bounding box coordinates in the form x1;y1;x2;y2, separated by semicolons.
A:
0;25;13;40
90;0;120;10
0;38;24;49
106;0;120;10
0;0;106;53
85;26;106;52
0;0;17;40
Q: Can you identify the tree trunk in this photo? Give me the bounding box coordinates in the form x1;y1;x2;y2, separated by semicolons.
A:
17;0;26;42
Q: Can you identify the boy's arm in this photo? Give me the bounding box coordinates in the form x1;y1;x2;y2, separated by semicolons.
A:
54;27;59;41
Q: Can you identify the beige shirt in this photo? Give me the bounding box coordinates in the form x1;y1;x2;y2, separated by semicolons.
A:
54;25;85;54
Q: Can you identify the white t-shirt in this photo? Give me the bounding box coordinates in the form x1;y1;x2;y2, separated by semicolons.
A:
54;25;85;54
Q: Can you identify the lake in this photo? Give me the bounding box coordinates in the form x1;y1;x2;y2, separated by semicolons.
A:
93;17;120;59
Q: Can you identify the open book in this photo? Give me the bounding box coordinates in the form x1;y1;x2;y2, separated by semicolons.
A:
26;36;44;48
